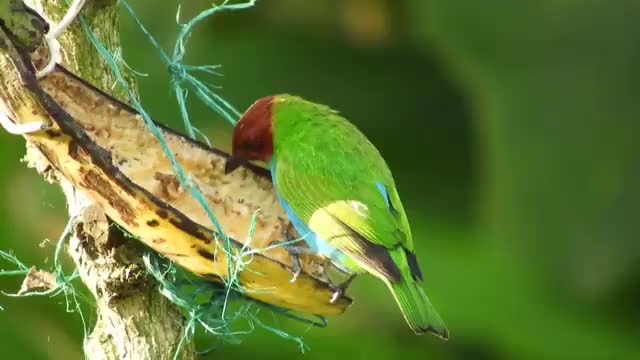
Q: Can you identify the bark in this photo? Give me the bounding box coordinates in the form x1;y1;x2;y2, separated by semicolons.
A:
0;1;352;358
5;0;195;358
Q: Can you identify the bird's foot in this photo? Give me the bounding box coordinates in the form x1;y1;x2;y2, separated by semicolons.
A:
330;290;340;304
37;0;87;78
329;273;356;304
283;246;317;282
289;252;302;283
274;223;314;283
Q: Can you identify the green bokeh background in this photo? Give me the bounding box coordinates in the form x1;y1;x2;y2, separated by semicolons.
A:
1;0;639;359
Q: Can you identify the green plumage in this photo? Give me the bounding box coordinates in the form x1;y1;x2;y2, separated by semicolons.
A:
270;95;447;338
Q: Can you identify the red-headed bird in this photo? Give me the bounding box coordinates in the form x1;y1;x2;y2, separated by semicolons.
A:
228;95;448;338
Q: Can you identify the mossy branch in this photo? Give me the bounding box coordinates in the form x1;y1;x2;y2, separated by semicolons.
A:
1;0;195;358
0;0;353;358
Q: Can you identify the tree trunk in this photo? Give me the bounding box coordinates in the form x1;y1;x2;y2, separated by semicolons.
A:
4;0;195;358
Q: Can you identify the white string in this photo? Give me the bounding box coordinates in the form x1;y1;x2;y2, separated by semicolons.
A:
0;102;43;135
36;0;87;78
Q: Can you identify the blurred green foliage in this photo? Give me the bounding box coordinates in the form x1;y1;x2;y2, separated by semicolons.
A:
1;0;638;359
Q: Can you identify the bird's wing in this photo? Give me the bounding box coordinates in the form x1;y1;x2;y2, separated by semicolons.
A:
273;153;414;281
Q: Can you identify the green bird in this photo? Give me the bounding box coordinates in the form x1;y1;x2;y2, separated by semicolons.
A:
227;95;448;338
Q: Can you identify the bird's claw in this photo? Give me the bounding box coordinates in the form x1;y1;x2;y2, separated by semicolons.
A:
328;273;356;303
289;253;302;283
330;290;340;304
280;222;307;283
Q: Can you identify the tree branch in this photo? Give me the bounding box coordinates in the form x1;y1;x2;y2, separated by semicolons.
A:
0;0;352;358
4;0;194;358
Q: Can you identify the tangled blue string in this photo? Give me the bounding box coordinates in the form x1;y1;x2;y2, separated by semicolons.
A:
77;0;261;297
2;1;318;355
0;218;89;343
75;0;318;353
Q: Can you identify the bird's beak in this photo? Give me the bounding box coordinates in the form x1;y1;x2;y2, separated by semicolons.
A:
225;156;242;174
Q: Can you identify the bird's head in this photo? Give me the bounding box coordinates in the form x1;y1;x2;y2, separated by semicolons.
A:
226;96;276;173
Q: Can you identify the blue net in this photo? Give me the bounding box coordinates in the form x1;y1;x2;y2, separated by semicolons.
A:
2;0;315;356
0;218;89;342
80;0;314;352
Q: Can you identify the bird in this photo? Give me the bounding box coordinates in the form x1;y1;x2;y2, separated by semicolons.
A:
226;94;448;338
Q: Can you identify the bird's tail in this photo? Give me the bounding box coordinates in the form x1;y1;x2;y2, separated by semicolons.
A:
384;249;449;338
